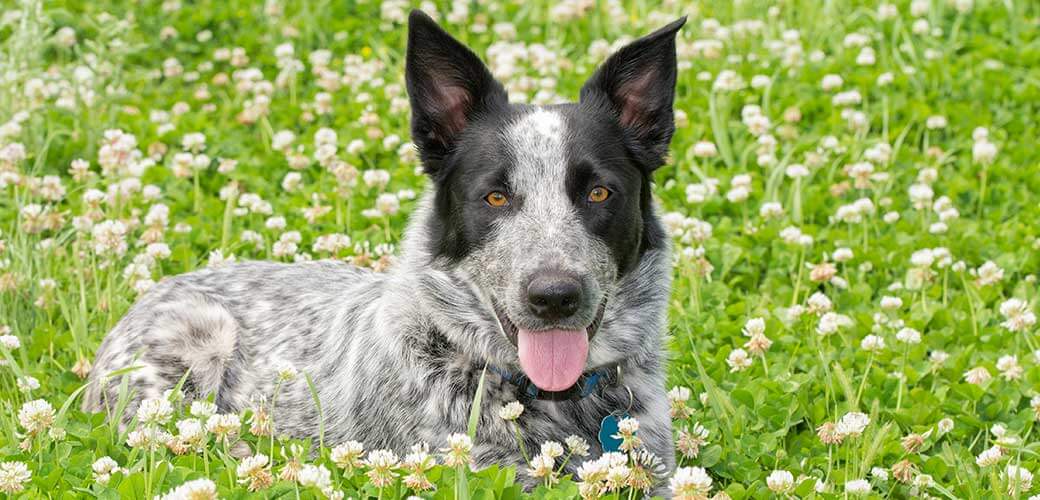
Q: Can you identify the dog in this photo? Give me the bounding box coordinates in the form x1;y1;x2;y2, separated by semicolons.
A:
85;9;685;487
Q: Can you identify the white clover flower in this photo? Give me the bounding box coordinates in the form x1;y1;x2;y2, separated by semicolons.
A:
975;261;1004;286
16;375;39;392
817;312;853;336
742;317;766;337
441;433;473;467
206;413;241;438
528;453;555;480
126;426;172;451
973;139;997;164
833;247;853;262
964;366;992;385
271;130;296;150
18;399;54;435
999;298;1036;333
766;469;794;493
0;335;20;349
991;423;1008;438
926;115;948;129
779;226;805;245
912;18;930;35
713;70;746;92
806;292;833;314
92;456;118;475
331;441;365;470
375;193;400;216
617;417;639;435
175;418;206;445
499;401;524;420
1004;465;1033;495
540;441;564;459
845;479;871;495
281;172;303;192
668;386;692;405
692;141;718;158
362;169;391;188
836;412;870;437
298;463;332;491
0;462;31;494
895;327;922;344
821;74;843;91
566;435;590;457
856;47;876;66
880;296;903;310
750;74;772;89
726;349;752;372
158;478;217;500
181;132;206;153
670;466;713;498
785;163;809;178
996;355;1023;380
363;448;400;487
137;397;174;426
976;445;1003;467
910;249;935;268
908;184;934;209
190;401;217;419
604;463;632;491
759;201;784;219
833;90;862;106
92;456;121;485
236;453;271;489
577;457;608;482
861;334;885;352
871;466;889;481
92;220;129;256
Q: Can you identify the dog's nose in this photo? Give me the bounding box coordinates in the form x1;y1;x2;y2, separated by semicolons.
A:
527;274;582;321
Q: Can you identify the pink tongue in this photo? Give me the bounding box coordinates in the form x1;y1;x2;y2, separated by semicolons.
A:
517;328;589;391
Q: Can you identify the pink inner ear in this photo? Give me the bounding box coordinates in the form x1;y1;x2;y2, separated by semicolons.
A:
433;84;472;137
616;70;657;128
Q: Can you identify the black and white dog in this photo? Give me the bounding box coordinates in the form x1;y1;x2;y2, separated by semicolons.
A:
86;10;684;483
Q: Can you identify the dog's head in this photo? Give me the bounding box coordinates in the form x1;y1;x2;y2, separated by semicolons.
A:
405;10;683;392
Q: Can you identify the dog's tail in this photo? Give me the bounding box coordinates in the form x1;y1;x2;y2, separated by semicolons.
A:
81;294;240;423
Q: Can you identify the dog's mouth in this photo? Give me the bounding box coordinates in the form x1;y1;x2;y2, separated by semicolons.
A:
494;299;607;392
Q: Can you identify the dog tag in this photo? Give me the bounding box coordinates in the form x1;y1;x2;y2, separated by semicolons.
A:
598;412;629;453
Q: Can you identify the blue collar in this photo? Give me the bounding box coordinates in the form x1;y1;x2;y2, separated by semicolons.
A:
489;364;620;401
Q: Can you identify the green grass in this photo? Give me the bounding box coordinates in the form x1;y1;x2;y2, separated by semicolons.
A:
1;0;1040;498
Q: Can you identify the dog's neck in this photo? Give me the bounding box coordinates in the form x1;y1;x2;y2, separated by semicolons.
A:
392;192;673;373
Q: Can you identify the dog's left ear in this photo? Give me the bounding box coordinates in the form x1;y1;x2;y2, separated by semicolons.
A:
580;17;687;171
406;9;508;177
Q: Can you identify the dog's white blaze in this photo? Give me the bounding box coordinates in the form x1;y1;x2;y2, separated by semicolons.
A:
503;109;575;246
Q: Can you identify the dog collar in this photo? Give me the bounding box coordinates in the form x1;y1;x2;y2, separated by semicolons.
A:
489;364;621;402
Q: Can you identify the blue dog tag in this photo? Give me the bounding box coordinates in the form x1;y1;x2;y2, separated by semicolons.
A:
598;413;629;453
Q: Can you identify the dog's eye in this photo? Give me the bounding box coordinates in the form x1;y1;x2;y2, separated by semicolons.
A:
485;191;510;207
587;186;611;203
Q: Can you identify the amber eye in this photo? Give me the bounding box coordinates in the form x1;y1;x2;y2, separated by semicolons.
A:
485;191;510;207
588;186;611;203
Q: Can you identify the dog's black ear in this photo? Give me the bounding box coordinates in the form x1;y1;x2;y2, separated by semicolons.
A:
580;17;686;171
406;10;507;176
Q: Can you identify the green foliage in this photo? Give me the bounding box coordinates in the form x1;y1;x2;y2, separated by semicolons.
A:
0;0;1039;498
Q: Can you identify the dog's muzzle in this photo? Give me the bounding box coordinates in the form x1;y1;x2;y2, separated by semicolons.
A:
494;298;607;392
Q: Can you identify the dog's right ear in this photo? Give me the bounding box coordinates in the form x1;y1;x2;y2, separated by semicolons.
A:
406;10;507;176
580;17;686;172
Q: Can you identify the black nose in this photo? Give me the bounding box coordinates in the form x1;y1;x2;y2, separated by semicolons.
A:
526;273;582;321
